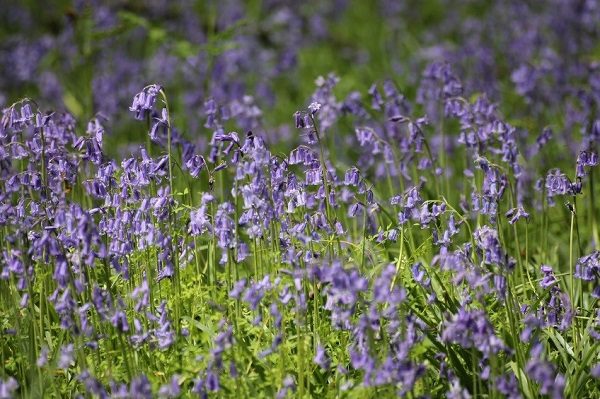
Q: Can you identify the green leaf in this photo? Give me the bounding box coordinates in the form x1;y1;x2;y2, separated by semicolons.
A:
63;91;83;118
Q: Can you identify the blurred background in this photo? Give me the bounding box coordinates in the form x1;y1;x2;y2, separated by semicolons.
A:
1;0;599;157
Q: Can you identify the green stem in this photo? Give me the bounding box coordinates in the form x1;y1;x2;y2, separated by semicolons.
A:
569;202;579;350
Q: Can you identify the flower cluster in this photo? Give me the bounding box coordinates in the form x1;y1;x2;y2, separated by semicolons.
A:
1;1;600;398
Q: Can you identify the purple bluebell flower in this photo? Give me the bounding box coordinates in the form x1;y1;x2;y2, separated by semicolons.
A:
576;151;599;177
411;262;430;287
294;111;305;129
355;127;374;146
536;127;553;150
111;310;129;333
313;345;330;370
446;378;471;399
185;155;206;178
545;169;571;197
229;278;247;299
495;373;520;399
574;250;600;297
158;375;180;398
526;343;565;399
305;168;322;186
368;84;384;110
130;84;161;121
205;370;219;392
130;374;152;399
270;303;282;329
344;167;360;186
540;265;558;288
348;202;362;218
131;278;149;312
0;377;19;399
155;301;175;350
37;346;49;367
243;275;271;310
474;226;508;268
442;308;505;354
308;102;321;114
276;375;296;399
592;364;600;378
189;193;214;236
78;370;107;398
373;264;406;307
58;343;75;369
505;206;529;224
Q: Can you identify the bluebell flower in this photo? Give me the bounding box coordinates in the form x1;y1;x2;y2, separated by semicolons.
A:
0;377;18;399
505;206;529;224
130;84;161;121
158;375;180;398
545;169;571;197
526;343;565;399
575;250;600;297
129;374;152;399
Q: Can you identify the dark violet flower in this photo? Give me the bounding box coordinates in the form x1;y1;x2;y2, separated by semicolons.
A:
590;310;600;341
536;127;553;151
110;380;129;398
505;206;529;224
289;146;313;165
213;131;239;143
522;263;573;334
270;303;282;329
189;193;214;236
373;264;406;306
218;357;232;380
192;378;206;398
206;370;219;392
293;111;305;128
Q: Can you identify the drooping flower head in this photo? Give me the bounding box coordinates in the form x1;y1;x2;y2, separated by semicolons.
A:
129;84;161;120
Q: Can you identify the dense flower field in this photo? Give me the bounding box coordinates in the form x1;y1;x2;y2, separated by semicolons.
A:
1;1;600;397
